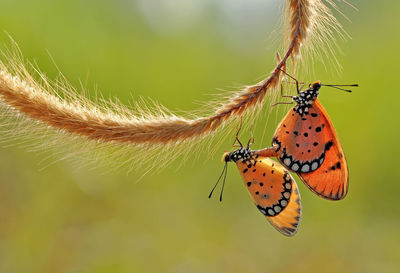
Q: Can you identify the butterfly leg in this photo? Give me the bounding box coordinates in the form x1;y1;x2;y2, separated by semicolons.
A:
279;83;293;99
271;85;295;107
233;119;244;147
247;130;255;148
277;68;301;94
272;99;294;107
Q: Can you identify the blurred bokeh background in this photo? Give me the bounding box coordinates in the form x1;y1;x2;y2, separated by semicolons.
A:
0;0;399;272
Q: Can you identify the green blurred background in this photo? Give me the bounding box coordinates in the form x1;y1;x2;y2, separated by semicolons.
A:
0;0;399;272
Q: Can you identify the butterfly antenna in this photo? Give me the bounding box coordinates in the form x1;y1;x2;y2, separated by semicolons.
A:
209;162;228;199
219;162;229;202
322;84;359;93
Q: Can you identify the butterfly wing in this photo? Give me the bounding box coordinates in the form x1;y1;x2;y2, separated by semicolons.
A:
267;179;301;236
273;99;326;173
236;156;301;236
273;99;348;200
297;100;348;200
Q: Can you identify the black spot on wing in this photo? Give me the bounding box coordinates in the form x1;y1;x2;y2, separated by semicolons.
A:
325;141;334;151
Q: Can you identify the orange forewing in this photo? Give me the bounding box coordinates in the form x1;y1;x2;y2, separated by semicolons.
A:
273;101;326;164
270;99;348;200
236;156;301;236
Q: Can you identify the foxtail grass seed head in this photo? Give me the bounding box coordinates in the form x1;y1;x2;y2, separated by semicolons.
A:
0;0;346;172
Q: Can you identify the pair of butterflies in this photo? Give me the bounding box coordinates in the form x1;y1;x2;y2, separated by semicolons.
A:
210;79;357;236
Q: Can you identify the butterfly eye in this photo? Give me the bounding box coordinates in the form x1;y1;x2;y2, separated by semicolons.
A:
311;81;321;90
222;152;231;163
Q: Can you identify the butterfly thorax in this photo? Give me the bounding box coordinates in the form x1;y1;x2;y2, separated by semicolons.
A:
293;83;321;116
224;147;252;163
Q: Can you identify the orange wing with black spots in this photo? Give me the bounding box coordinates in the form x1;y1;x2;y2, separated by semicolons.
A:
297;100;348;200
273;98;327;173
273;99;326;171
271;99;348;200
236;156;301;236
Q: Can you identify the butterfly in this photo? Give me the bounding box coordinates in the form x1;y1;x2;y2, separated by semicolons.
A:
254;72;358;200
210;136;301;236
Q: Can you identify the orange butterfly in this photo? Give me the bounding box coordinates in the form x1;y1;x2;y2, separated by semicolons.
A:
254;73;357;200
210;136;301;236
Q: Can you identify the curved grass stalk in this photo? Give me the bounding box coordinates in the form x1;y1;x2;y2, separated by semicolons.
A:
0;0;344;171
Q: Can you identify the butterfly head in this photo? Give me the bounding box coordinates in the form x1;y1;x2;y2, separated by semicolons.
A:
309;81;322;90
223;147;251;163
212;147;251;202
293;81;321;115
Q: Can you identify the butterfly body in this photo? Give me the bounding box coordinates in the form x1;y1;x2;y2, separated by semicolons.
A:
223;148;301;236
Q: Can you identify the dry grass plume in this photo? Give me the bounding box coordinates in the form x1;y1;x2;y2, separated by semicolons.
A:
0;0;345;172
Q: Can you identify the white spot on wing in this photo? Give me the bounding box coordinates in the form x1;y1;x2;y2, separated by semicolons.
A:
268;209;274;216
301;164;310;172
283;158;291;166
311;162;318;171
283;192;290;199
